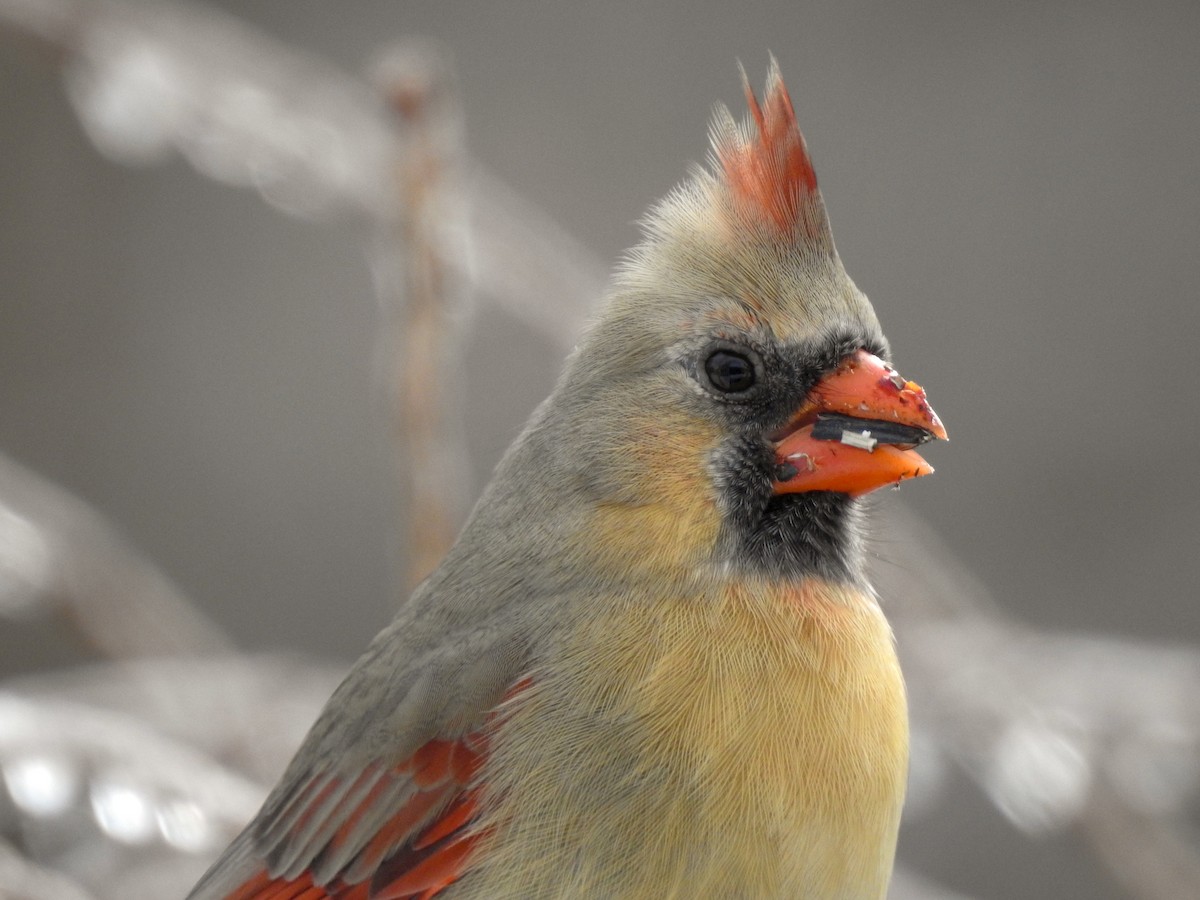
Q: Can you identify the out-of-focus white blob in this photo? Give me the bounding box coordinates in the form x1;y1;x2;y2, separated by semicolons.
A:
0;690;268;855
89;776;156;844
3;754;78;817
156;797;213;852
182;79;352;218
261;119;352;217
985;712;1093;834
65;32;183;165
0;502;53;616
184;80;278;186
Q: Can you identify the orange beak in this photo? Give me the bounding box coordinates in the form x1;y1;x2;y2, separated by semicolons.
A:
772;350;947;497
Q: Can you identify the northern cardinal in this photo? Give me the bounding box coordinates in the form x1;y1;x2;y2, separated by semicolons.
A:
190;62;945;900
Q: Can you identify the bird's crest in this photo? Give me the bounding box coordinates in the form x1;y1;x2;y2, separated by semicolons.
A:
712;61;833;249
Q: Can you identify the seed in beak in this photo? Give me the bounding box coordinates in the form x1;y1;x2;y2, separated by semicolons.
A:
839;430;879;452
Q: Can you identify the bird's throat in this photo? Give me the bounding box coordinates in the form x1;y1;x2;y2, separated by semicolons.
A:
721;490;866;585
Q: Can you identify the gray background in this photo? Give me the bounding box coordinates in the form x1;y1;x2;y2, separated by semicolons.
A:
2;1;1198;897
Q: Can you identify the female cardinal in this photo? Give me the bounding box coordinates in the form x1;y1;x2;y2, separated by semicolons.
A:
190;62;945;900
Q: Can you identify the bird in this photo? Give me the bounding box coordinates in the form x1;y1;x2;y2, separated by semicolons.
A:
188;61;946;900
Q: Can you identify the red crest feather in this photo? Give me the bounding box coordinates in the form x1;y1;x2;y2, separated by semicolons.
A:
715;62;830;244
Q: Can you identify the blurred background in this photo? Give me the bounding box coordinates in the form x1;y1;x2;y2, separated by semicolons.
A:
1;0;1198;897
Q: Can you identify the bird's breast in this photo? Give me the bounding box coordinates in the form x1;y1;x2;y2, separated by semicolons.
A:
461;577;908;899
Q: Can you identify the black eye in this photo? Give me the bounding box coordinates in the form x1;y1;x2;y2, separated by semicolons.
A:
704;350;756;393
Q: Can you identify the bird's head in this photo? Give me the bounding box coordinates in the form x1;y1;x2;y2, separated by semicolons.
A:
532;63;945;586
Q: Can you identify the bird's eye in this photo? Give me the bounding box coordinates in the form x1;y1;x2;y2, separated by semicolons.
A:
704;350;756;393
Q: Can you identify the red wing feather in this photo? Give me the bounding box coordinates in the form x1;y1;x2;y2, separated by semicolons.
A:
225;681;528;900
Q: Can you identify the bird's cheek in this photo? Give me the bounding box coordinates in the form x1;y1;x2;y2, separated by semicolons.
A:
583;501;720;577
573;412;723;573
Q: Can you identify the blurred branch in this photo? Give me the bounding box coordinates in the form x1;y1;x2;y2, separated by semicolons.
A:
0;0;607;339
0;657;341;897
0;658;345;898
10;657;342;783
0;688;264;898
0;0;399;219
0;453;230;658
372;42;473;589
0;0;605;580
468;171;607;347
